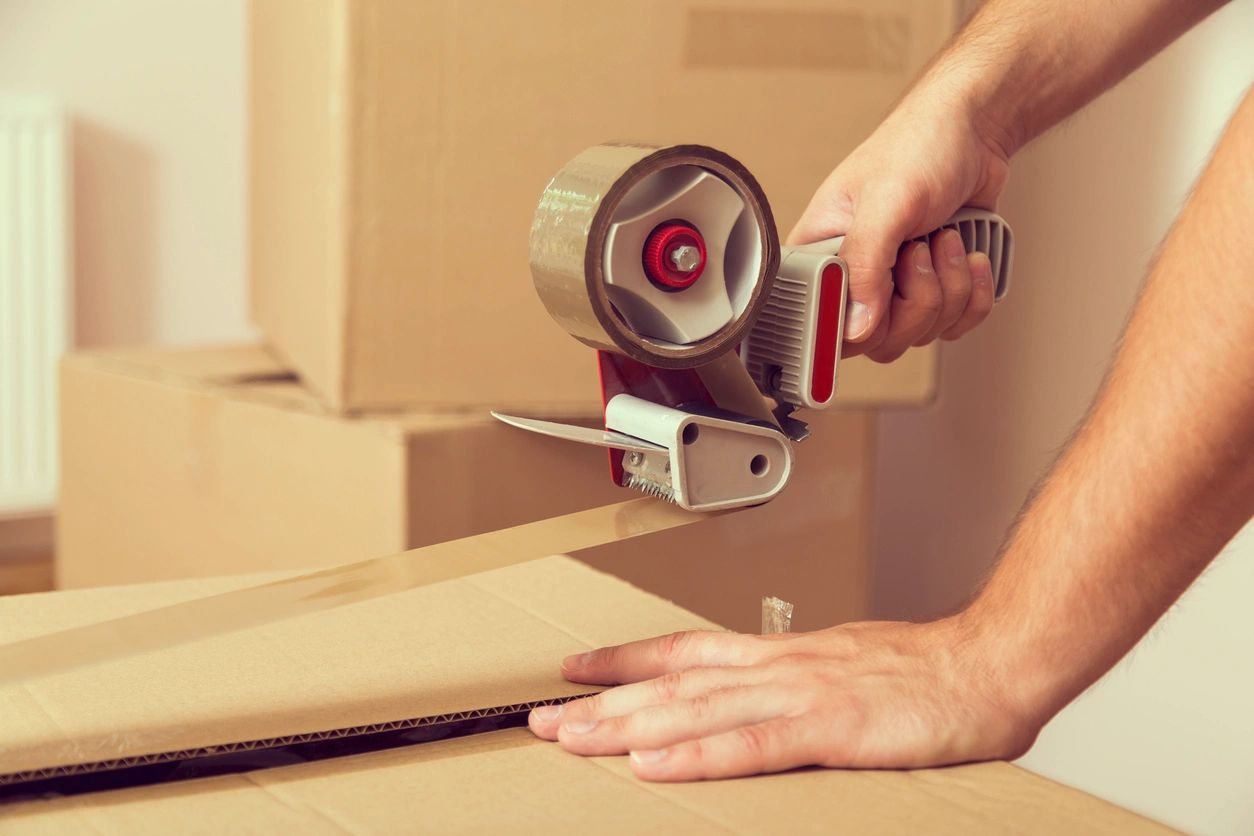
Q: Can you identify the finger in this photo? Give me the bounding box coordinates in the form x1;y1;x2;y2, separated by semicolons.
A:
530;664;780;740
561;630;763;686
839;314;884;358
785;186;855;246
557;684;797;756
865;242;942;363
941;251;995;340
837;185;927;344
913;229;973;346
629;718;816;782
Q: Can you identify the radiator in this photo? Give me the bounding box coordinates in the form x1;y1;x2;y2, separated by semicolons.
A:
0;98;70;514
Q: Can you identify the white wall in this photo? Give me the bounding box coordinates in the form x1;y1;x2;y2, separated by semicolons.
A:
0;0;253;348
872;3;1254;833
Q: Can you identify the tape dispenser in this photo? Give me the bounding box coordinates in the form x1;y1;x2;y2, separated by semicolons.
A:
494;144;1013;512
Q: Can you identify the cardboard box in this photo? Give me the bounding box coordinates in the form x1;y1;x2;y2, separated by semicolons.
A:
250;0;952;413
59;345;875;632
0;556;1162;832
56;345;624;588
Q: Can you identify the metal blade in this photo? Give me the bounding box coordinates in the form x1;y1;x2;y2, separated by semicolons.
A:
0;499;708;687
490;412;665;454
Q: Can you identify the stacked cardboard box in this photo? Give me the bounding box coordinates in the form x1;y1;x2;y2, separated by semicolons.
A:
250;0;955;412
58;0;965;625
1;556;1160;831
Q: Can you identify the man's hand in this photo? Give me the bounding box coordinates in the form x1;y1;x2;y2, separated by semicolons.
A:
788;0;1225;363
528;621;1038;782
787;95;1011;363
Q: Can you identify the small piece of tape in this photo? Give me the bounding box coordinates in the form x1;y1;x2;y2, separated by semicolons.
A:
760;596;794;635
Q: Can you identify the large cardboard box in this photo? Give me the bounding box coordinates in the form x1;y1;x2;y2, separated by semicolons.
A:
250;0;954;413
0;556;1162;832
59;345;874;632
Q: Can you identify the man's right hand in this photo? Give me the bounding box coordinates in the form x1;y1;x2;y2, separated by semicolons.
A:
787;94;1013;362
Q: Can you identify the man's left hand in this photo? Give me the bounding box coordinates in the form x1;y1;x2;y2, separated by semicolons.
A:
527;620;1038;782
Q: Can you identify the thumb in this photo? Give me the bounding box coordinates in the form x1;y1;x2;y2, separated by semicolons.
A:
836;187;925;343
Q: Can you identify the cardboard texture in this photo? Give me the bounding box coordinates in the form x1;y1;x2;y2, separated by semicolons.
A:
250;0;948;413
58;345;875;633
0;558;1164;833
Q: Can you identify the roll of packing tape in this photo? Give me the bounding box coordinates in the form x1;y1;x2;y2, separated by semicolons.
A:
530;144;780;369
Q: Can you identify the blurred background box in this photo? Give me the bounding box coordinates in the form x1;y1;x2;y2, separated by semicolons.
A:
57;346;873;630
250;0;960;413
56;344;628;588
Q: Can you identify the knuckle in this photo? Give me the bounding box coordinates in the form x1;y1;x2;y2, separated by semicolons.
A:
686;693;715;724
940;267;973;301
601;712;631;735
657;631;696;664
916;287;944;315
573;693;603;716
969;288;995;316
686;736;707;767
594;643;621;670
650;672;684;702
867;343;908;364
735;724;773;763
912;329;941;348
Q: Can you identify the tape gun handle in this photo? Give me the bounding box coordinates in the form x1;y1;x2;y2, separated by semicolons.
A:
782;207;1013;301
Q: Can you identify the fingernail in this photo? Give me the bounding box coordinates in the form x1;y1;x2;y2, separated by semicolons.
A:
562;719;597;735
912;242;933;273
630;749;669;765
845;301;871;339
970;252;993;286
531;704;562;723
562;652;593;670
942;230;966;265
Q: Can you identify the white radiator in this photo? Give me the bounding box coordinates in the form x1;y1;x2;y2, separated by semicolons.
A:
0;98;70;513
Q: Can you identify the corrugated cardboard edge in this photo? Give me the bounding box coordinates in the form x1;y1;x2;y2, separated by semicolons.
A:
0;696;583;788
0;550;731;787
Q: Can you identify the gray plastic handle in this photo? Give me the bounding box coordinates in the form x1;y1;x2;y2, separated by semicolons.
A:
785;207;1013;301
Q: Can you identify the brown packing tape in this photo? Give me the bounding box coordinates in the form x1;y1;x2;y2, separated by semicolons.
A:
529;143;780;369
695;351;781;428
0;499;711;688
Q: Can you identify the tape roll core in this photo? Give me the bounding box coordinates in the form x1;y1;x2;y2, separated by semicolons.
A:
530;144;779;369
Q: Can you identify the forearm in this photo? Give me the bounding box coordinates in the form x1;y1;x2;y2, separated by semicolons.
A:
914;0;1228;156
967;89;1254;723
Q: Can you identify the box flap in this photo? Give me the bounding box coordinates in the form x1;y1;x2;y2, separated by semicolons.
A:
74;344;291;384
0;556;716;777
61;346;517;427
0;558;1164;831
